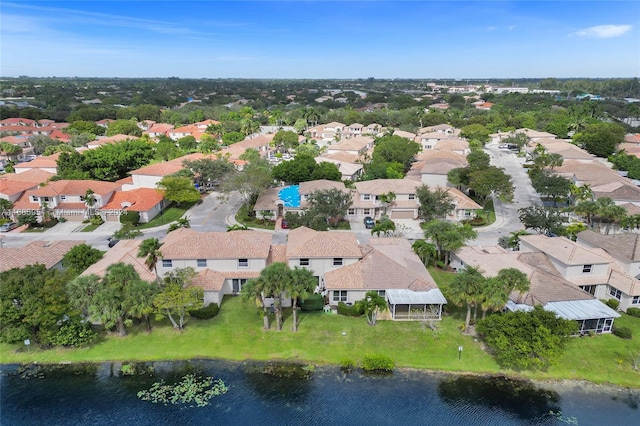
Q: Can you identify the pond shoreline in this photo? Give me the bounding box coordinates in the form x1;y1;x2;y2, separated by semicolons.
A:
3;357;639;392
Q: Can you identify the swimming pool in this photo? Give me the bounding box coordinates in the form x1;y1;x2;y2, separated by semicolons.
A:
279;185;301;208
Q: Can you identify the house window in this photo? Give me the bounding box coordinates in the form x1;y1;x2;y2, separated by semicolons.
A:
162;259;172;268
363;209;371;215
582;264;593;273
609;286;622;300
632;296;640;305
238;258;249;268
197;259;207;267
31;196;39;202
580;285;596;296
332;290;347;302
347;208;355;215
300;258;309;266
408;194;416;200
363;194;371;201
376;290;386;297
333;258;343;266
42;196;51;202
60;195;66;201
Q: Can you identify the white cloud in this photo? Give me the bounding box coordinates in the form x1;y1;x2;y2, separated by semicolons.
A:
486;26;498;32
572;24;632;38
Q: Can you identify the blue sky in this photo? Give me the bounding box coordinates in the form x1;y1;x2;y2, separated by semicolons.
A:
1;1;638;78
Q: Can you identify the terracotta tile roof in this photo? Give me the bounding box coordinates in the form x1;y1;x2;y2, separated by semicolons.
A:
269;244;288;264
88;134;139;147
0;136;28;145
354;179;421;195
145;123;174;134
299;179;348;195
191;269;226;291
14;153;60;170
328;136;373;151
592;181;640;202
555;160;623;186
130;153;209;177
81;239;157;282
446;187;482;210
286;227;362;259
0;240;83;272
54;202;86;210
0;179;39;196
160;228;272;260
324;239;437;291
100;188;164;212
30;180;120;197
319;152;361;163
0;169;54;184
624;133;640;144
577;230;640;262
0;118;36;126
519;235;611;265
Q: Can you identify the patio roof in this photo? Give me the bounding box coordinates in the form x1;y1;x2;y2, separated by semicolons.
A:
544;299;620;321
386;289;447;305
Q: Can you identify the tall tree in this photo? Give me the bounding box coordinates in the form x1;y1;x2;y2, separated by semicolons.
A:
158;176;201;205
468;166;514;204
416;185;454;222
304;188;353;228
288;267;317;332
62;243;104;274
67;263;151;336
518;205;565;236
448;266;485;331
154;267;203;330
138;238;163;279
423;220;477;266
574;122;626;158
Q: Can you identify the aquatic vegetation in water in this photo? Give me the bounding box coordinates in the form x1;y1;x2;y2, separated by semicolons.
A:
137;373;228;407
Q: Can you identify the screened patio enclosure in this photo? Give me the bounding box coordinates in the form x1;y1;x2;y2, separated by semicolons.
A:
386;289;447;321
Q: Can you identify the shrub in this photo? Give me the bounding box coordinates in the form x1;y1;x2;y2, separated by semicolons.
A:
337;302;364;317
361;354;395;372
339;358;355;372
120;210;140;225
90;216;104;226
189;303;220;320
300;293;324;311
17;213;38;227
59;217;67;223
52;319;97;347
625;307;640;318
41;219;59;228
606;299;620;310
613;326;633;339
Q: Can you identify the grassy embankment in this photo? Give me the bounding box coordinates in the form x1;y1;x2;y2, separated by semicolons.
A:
1;268;639;388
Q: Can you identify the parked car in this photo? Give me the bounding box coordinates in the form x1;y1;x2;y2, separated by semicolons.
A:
281;220;289;229
0;222;19;232
107;237;120;248
363;217;375;229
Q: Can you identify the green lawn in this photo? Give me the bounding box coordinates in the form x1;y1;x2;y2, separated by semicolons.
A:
81;224;101;232
136;202;196;229
2;294;638;387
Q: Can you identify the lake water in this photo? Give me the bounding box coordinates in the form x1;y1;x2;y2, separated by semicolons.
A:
1;360;638;426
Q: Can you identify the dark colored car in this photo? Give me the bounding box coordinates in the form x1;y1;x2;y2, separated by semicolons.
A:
107;237;120;248
363;217;375;229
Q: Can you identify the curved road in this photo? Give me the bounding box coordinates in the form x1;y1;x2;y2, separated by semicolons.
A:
471;144;541;246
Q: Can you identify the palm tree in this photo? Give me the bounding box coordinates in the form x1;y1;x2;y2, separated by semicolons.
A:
355;291;388;326
412;239;437;267
259;262;292;331
241;277;271;330
448;266;485;332
124;279;158;332
137;238;163;280
84;189;96;218
288;267;317;332
479;277;508;319
573;200;599;228
595;197;627;234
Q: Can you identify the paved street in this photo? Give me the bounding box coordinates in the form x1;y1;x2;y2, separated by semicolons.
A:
472;143;541;246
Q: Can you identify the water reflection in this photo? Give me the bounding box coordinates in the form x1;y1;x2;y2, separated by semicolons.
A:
243;361;313;404
438;375;561;421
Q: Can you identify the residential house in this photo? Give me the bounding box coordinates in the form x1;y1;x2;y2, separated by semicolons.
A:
0;135;33;164
451;244;620;334
145;123;174;138
158;228;273;306
351;179;421;219
314;155;363;181
98;188;165;223
0;179;40;204
13;179;120;221
87;134;139;149
0;240;84;272
81;239;157;282
286;226;362;285
325;136;374;157
13;152;60;175
576;230;640;311
253;180;349;219
410;150;468;187
323;238;447;320
129;153;209;189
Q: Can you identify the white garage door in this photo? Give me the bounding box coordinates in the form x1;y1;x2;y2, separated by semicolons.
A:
391;210;415;219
